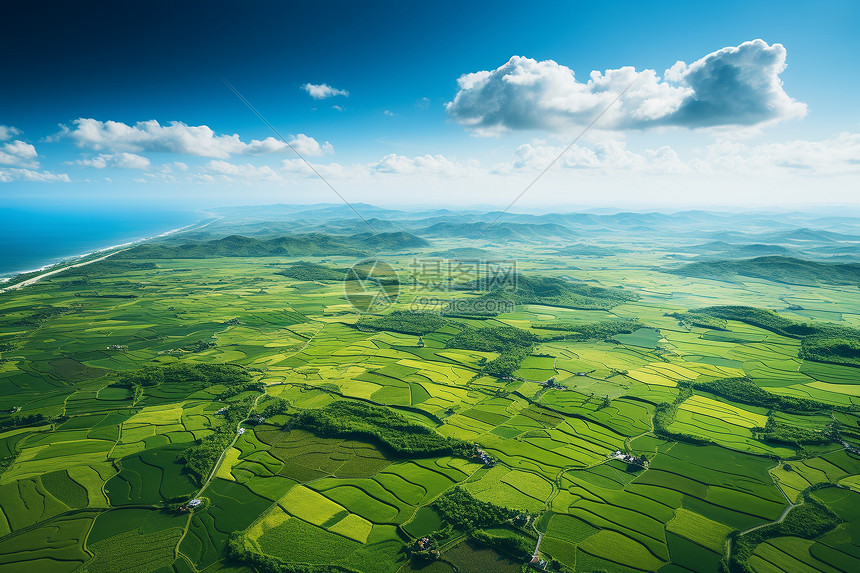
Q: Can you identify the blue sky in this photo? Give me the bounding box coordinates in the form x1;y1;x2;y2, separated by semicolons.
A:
2;0;859;210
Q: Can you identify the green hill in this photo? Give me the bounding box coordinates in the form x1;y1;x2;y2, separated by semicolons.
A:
117;232;429;259
666;256;860;285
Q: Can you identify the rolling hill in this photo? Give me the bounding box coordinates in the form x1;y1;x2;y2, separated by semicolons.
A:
117;232;429;259
666;256;860;285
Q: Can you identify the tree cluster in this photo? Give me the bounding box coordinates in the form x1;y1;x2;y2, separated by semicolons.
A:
275;261;348;281
752;419;829;446
729;498;841;573
695;377;833;414
446;325;538;378
694;306;860;367
468;529;532;561
665;311;728;331
432;487;519;530
356;311;445;336
538;320;645;341
226;533;357;573
178;396;256;484
296;401;473;459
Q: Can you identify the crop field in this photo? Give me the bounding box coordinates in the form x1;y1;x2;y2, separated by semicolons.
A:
1;235;859;573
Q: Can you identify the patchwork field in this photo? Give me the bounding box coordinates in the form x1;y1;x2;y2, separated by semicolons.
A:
1;233;859;573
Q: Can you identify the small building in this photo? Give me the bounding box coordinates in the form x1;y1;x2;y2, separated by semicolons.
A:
187;498;202;508
237;428;245;435
106;345;127;351
528;555;548;570
612;450;648;468
475;448;494;467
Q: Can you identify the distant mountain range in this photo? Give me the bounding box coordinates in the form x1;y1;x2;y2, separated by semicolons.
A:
414;221;578;242
188;203;860;252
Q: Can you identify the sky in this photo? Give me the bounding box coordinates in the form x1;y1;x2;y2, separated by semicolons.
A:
2;0;859;211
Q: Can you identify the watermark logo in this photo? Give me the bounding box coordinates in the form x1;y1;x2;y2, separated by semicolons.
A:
344;257;518;313
344;258;400;312
409;296;515;315
406;258;517;291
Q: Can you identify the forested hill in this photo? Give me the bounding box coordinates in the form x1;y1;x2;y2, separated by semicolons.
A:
666;256;860;285
116;232;429;259
415;221;578;241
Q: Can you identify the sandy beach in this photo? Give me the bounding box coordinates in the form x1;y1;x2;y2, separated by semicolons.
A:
0;214;220;294
0;249;130;294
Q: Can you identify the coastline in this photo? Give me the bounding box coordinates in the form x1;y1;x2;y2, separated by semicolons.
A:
0;213;221;293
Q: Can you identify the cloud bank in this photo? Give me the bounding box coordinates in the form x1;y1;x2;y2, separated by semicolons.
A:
76;152;151;170
446;39;807;135
66;119;332;158
301;83;349;99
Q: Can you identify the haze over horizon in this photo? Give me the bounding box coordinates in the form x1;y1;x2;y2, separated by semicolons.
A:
2;0;859;211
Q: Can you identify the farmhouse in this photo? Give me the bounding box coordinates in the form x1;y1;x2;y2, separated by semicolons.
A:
612;451;648;468
475;447;494;466
187;498;202;508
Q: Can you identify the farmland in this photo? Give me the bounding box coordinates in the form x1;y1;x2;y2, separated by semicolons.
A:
1;222;860;573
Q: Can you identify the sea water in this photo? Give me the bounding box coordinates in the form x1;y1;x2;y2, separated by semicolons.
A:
0;207;201;280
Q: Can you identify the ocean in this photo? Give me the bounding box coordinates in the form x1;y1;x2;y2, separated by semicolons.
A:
0;207;202;280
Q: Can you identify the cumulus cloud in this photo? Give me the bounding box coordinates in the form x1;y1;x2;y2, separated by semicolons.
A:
301;83;349;99
76;152;150;169
446;39;806;135
0;125;21;141
65;119;332;158
0;140;39;167
287;133;334;156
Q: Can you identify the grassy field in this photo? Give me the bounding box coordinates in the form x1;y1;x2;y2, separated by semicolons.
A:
1;234;859;573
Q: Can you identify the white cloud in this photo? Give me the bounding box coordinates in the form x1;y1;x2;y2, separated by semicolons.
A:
384;110;396;116
494;133;860;178
0;140;38;167
301;83;349;99
193;152;474;185
0;125;21;141
0;168;70;183
201;160;282;182
65;118;332;159
371;153;473;177
694;133;860;176
76;152;150;169
446;39;806;135
286;133;334;156
125;130;860;203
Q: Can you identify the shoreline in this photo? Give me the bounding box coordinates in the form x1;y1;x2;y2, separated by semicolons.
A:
0;213;221;293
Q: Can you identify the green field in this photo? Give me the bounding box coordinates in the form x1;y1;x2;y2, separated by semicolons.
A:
1;223;860;573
